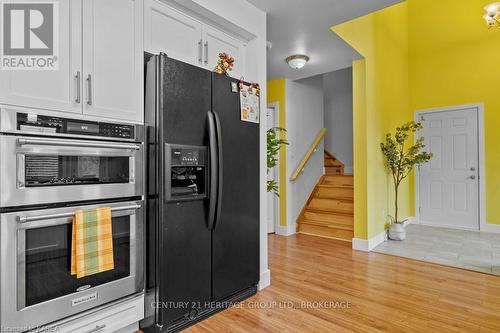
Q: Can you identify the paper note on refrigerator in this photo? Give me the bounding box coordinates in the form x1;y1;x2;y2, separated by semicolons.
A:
240;84;260;124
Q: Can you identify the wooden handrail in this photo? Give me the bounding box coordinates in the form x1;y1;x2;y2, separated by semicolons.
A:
290;128;327;181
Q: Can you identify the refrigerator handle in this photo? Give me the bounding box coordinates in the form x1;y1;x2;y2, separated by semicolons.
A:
207;111;218;230
213;111;223;229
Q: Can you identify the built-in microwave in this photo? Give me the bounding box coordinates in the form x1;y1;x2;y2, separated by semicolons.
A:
0;109;144;207
0;200;144;330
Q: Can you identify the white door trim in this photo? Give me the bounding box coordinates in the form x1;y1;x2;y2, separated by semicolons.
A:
267;102;280;233
414;103;496;232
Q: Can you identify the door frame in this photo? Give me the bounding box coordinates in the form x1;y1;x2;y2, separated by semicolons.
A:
267;103;280;233
414;103;486;231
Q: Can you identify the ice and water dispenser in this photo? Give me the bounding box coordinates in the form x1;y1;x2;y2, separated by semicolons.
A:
165;144;208;202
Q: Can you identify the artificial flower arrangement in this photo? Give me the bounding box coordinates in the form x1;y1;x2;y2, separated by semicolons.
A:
214;52;235;75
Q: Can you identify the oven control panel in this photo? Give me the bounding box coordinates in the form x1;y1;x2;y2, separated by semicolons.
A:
16;113;135;140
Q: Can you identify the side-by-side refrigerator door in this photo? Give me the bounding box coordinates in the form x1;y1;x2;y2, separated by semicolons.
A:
211;74;260;301
158;56;213;326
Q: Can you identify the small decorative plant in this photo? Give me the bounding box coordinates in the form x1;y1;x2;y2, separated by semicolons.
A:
213;52;235;75
381;121;432;227
267;127;289;196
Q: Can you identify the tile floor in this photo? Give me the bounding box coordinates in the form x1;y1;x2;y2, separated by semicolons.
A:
374;224;500;275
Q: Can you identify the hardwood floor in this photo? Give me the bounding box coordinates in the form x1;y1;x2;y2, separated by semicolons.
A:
186;233;500;332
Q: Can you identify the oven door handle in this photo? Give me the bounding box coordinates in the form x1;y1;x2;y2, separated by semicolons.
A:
17;204;141;223
17;138;141;150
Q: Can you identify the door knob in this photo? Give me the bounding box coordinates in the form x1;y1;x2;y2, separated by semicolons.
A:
470;167;476;171
468;175;476;180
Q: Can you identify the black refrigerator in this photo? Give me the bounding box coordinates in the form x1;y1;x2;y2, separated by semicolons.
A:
142;54;260;332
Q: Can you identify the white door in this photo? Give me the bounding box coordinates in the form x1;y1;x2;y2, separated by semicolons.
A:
418;108;479;229
144;0;203;66
203;25;246;79
82;0;143;122
267;107;277;233
0;0;82;114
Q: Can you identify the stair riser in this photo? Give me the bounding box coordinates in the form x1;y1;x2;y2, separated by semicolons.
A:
316;187;353;199
297;224;353;241
304;211;353;226
309;198;353;214
325;167;343;175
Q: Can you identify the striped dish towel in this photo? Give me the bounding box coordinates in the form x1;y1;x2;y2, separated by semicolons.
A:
71;207;114;278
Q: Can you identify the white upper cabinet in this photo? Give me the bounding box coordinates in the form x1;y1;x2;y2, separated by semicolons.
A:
203;25;246;79
0;0;143;123
83;0;144;122
144;0;247;78
144;0;203;66
0;0;82;114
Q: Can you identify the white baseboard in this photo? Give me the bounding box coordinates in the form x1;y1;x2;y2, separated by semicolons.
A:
258;269;271;290
275;224;296;236
352;230;387;252
344;166;353;174
480;223;500;234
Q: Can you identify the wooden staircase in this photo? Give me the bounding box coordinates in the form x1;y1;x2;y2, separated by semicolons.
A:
324;151;344;175
297;175;354;243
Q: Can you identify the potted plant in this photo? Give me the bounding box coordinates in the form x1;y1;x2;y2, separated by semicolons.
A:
381;121;432;240
267;127;288;196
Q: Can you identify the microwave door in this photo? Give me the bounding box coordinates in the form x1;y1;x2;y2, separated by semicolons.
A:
0;135;144;207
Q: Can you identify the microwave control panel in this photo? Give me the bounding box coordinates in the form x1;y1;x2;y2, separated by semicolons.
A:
16;113;135;139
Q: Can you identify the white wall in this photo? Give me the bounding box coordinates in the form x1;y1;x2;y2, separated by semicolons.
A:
286;76;325;226
323;67;353;173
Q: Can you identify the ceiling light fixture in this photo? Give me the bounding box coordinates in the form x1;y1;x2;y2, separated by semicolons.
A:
483;2;500;27
286;54;310;69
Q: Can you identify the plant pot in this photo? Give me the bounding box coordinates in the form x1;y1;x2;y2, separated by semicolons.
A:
388;223;406;241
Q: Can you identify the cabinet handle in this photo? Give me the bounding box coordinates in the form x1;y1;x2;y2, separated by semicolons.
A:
204;41;209;64
86;74;92;106
75;71;81;103
83;324;106;333
198;39;203;63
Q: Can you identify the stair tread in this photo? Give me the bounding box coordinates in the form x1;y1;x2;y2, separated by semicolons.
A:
306;207;354;215
318;184;353;189
311;197;354;203
297;232;353;244
305;208;353;215
315;196;353;202
299;219;354;231
297;224;353;242
323;175;353;178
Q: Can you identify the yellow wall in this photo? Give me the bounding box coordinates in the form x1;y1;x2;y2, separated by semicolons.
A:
332;2;412;239
409;0;500;225
333;0;500;239
352;60;368;239
267;79;288;227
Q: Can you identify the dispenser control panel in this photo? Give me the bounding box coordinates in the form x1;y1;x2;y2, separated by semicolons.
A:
165;144;208;202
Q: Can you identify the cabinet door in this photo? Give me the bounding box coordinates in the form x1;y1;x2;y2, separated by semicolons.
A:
82;0;144;123
0;0;82;114
203;25;246;79
144;0;203;66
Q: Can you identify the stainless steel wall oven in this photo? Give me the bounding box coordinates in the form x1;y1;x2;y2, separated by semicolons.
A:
0;108;145;331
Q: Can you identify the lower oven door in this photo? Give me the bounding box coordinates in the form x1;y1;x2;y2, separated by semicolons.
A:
0;200;144;330
0;135;143;207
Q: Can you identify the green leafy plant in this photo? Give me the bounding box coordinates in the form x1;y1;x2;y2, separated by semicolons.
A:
381;121;432;224
267;127;289;196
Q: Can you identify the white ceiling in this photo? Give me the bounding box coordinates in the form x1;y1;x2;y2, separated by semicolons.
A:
247;0;402;80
